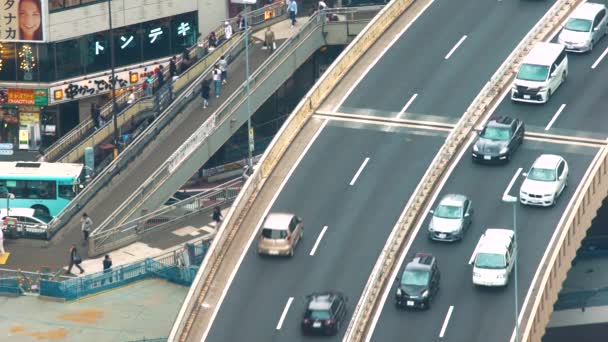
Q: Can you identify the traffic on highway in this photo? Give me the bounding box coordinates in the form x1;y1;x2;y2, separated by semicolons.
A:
199;0;608;341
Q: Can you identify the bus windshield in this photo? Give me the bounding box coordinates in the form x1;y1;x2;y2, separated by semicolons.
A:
0;162;84;216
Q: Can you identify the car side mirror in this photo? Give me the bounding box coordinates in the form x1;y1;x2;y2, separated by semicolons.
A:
522;172;528;177
297;216;303;223
594;27;599;32
464;213;470;217
550;71;557;78
429;210;434;215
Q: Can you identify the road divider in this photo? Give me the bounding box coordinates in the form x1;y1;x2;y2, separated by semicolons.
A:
345;0;584;340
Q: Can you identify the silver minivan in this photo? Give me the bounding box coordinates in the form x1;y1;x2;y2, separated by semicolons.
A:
558;2;608;53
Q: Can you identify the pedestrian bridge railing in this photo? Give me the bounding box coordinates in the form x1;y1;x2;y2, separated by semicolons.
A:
35;236;212;301
88;178;243;257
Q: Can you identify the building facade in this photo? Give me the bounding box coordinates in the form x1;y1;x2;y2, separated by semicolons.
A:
0;0;228;153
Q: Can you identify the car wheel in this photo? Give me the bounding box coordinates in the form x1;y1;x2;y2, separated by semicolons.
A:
547;89;552;102
31;205;50;216
288;248;294;257
589;41;594;52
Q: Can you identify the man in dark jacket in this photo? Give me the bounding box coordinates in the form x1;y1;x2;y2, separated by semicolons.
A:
201;79;211;109
66;244;84;274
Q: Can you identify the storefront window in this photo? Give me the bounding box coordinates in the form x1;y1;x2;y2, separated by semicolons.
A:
55;38;84;80
37;44;54;82
16;44;39;82
0;107;19;146
172;13;198;54
142;19;171;60
0;43;17;82
114;26;142;68
84;32;111;74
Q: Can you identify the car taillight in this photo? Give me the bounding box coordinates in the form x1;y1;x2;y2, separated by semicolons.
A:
325;319;335;326
286;235;291;241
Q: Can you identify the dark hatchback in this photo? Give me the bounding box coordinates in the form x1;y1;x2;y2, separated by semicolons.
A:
472;116;525;163
395;253;440;309
301;291;347;336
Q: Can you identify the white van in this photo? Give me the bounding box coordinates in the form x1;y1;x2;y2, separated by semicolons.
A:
0;208;52;234
472;228;517;287
511;42;568;104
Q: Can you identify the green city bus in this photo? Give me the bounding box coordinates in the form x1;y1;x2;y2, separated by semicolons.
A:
0;162;84;217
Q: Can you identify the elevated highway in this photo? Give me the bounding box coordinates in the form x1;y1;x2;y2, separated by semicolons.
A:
170;0;608;341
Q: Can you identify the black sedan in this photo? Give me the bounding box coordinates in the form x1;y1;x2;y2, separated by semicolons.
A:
472;116;525;163
395;253;440;309
301;291;347;336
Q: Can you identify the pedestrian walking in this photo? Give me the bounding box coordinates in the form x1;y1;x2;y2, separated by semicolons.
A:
237;15;246;32
212;206;223;228
0;223;5;255
102;254;113;283
224;21;233;40
318;0;328;10
201;79;211;109
219;56;228;84
264;27;276;53
127;90;135;105
81;213;93;242
288;0;298;27
169;56;177;79
208;32;218;49
66;244;84;274
90;103;100;129
157;65;165;88
212;66;222;98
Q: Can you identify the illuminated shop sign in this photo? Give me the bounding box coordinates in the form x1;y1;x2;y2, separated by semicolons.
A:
0;88;47;106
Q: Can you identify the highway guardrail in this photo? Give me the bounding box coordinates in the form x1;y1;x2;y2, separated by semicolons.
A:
344;0;584;340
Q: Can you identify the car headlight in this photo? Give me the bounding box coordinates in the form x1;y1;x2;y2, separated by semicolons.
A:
499;146;508;154
544;194;554;197
396;288;402;296
473;144;479;152
422;290;429;298
473;271;480;277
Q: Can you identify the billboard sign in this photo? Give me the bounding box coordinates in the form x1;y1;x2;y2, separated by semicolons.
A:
0;0;47;42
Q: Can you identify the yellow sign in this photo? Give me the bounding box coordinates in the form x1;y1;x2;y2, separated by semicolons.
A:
19;111;40;125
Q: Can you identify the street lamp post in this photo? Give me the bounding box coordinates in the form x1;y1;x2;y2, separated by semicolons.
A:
244;6;253;174
108;0;119;159
502;194;519;342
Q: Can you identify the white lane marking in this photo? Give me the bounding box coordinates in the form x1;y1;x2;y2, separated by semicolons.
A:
545;104;566;131
396;93;418;118
333;0;436;111
276;297;294;330
591;46;608;69
444;35;468;60
439;306;455;338
350;157;371;186
310;226;328;256
200;119;329;341
508;146;606;342
503;168;523;199
365;87;512;342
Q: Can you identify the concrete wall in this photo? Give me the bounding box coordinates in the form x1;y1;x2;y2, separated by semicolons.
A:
48;0;227;42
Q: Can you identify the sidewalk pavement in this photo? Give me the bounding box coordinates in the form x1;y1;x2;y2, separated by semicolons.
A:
3;17;303;274
67;208;228;276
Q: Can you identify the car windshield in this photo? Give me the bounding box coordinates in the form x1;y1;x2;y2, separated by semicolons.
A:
527;167;557;182
261;228;288;239
434;204;462;219
475;253;506;269
565;18;592;32
481;126;511;141
401;269;430;287
33;212;53;224
309;310;331;320
517;63;549;82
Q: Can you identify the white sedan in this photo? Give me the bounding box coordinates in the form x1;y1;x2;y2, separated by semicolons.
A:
519;154;568;207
